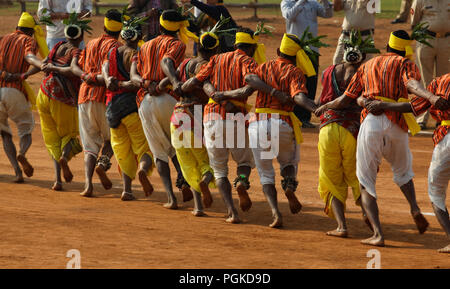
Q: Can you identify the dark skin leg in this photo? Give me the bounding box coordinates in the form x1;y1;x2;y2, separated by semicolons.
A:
431;203;450;253
192;190;206;217
95;141;113;190
399;180;429;234
59;141;73;183
80;154;96;197
281;165;302;214
172;155;193;202
216;177;240;223
262;184;282;228
360;186;385;247
236;165;252;212
155;158;178;209
138;154;154;197
1;131;23;182
120;173;136;201
199;171;213;208
17;133;33;177
326;197;348;237
52;159;63;191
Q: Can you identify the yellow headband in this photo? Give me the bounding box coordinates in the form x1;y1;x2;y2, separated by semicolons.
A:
17;12;48;58
388;32;413;60
104;18;123;32
235;32;266;64
18;12;36;28
160;15;198;44
200;32;219;50
280;33;316;77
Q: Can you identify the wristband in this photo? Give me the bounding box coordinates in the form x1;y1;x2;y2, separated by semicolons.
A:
20;73;26;81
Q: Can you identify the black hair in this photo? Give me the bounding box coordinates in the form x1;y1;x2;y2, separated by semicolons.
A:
200;34;218;50
387;30;410;57
279;52;296;63
161;10;186;22
104;28;121;37
17;26;34;35
66;26;84;39
105;9;122;23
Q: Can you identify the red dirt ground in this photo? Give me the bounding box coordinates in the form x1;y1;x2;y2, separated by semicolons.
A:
0;12;448;268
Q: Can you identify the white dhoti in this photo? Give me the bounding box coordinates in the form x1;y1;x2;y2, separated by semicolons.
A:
248;118;299;185
356;113;414;198
138;93;177;163
428;133;449;212
78;100;110;157
204;119;254;179
0;87;34;138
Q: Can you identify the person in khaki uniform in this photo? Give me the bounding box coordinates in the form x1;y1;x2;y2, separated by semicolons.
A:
412;0;450;128
392;0;413;24
333;0;375;65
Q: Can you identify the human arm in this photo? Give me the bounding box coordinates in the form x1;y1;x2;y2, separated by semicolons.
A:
406;79;449;110
294;92;317;112
161;57;183;95
314;94;355;116
281;0;308;21
245;73;293;105
211;86;255;103
181;0;222;20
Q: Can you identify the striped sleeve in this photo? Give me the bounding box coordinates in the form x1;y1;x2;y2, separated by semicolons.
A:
289;68;308;97
24;37;38;56
344;68;363;99
401;60;421;85
195;56;215;82
163;40;186;66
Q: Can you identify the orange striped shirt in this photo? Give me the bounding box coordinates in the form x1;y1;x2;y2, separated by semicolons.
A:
411;73;450;146
78;35;122;105
253;57;307;127
0;31;38;95
135;34;186;106
344;53;421;132
196;49;258;121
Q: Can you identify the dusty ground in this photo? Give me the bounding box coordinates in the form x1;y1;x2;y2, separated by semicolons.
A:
0;12;448;268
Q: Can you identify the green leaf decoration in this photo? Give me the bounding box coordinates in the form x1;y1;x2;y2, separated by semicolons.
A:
411;22;434;47
342;29;380;54
38;8;56;27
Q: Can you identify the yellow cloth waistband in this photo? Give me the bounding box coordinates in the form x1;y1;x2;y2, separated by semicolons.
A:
441;120;450;126
375;96;421;136
255;107;303;144
208;98;252;113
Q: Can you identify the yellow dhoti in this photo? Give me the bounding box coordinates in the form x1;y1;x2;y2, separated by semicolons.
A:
111;112;153;179
318;123;361;219
170;123;215;193
36;89;81;161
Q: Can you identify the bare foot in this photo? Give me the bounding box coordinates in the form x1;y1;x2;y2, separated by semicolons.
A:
225;215;241;224
192;210;206;217
52;182;63;191
80;186;93;197
181;185;193;202
95;165;112;190
14;174;24;183
285;189;302;214
199;180;213;208
361;235;385;247
121;192;136;201
17;154;33;177
437;244;450;254
236;183;252;212
412;212;429;234
326;229;348;238
59;158;73;183
269;215;283;228
163;201;178;210
138;169;153;197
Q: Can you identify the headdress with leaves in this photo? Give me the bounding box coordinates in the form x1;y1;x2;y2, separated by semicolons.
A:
62;11;93;40
411;22;434;48
38;9;56;27
120;6;148;42
297;27;329;65
342;30;380;63
254;21;274;37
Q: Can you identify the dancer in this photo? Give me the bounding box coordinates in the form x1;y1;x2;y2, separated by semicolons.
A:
72;9;123;197
0;12;47;183
130;9;197;209
37;13;87;191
